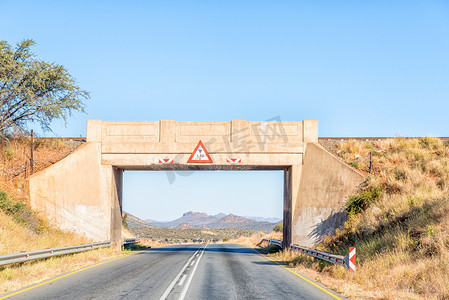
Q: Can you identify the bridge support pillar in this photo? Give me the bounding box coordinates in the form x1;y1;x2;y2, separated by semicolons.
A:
282;167;292;249
110;167;123;251
292;143;365;246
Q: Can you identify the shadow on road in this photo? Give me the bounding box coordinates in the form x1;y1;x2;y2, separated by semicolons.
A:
251;260;279;266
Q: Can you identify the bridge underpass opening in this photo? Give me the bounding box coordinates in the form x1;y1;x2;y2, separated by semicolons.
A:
120;168;286;246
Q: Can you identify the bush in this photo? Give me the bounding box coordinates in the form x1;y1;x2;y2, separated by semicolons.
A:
0;190;44;232
349;160;359;168
0;191;26;215
122;213;129;229
273;222;283;232
419;136;440;149
2;147;14;162
346;187;382;216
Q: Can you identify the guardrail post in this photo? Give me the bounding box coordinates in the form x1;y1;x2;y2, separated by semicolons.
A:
30;129;34;175
348;247;356;273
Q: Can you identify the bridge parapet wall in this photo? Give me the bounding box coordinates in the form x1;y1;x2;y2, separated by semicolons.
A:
87;120;317;155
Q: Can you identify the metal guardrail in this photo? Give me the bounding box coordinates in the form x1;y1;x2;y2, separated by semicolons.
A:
123;238;141;245
261;238;353;271
262;238;283;247
0;238;142;267
289;244;346;266
0;241;111;267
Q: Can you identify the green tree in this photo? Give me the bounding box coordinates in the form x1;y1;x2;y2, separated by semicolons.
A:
0;39;89;135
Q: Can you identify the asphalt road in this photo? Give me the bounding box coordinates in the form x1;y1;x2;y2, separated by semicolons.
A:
1;244;345;300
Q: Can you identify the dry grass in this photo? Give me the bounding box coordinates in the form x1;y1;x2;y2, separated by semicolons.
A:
0;137;124;295
0;247;125;294
223;231;282;248
266;137;449;300
0;138;93;256
0;211;93;255
0;137;81;201
226;233;262;247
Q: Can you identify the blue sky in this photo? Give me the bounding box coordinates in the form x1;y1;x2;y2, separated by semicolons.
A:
1;1;448;220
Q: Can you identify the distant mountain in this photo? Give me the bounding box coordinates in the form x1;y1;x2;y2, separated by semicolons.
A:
213;213;227;219
146;211;278;233
207;214;276;232
244;216;282;223
210;214;253;227
146;211;219;228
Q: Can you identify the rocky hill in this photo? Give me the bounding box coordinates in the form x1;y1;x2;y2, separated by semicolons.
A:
123;211;156;230
146;211;277;233
123;211;256;243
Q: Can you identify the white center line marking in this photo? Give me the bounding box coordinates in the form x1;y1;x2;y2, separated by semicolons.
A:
178;275;187;286
190;260;195;266
178;244;208;300
159;246;201;300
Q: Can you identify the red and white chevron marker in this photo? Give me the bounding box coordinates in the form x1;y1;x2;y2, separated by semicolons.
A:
226;158;241;163
158;158;174;163
349;247;356;273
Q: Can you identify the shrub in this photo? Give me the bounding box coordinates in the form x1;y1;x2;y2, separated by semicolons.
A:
122;213;129;229
394;167;407;181
0;193;27;219
346;187;382;216
0;190;8;205
349;160;359;168
1;147;14;162
273;222;283;232
419;136;440;149
0;190;44;232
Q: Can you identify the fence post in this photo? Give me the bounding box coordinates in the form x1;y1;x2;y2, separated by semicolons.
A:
30;130;34;175
369;152;373;174
25;160;28;179
349;247;356;273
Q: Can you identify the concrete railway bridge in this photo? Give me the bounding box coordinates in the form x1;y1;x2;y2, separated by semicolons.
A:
29;120;365;250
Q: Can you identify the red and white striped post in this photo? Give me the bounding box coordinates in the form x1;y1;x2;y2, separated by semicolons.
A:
349;247;356;273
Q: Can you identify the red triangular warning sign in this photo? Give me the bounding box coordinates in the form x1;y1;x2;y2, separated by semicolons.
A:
187;140;213;163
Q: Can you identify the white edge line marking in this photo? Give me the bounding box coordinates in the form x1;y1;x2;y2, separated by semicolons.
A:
159;247;201;300
178;275;187;286
178;244;208;300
